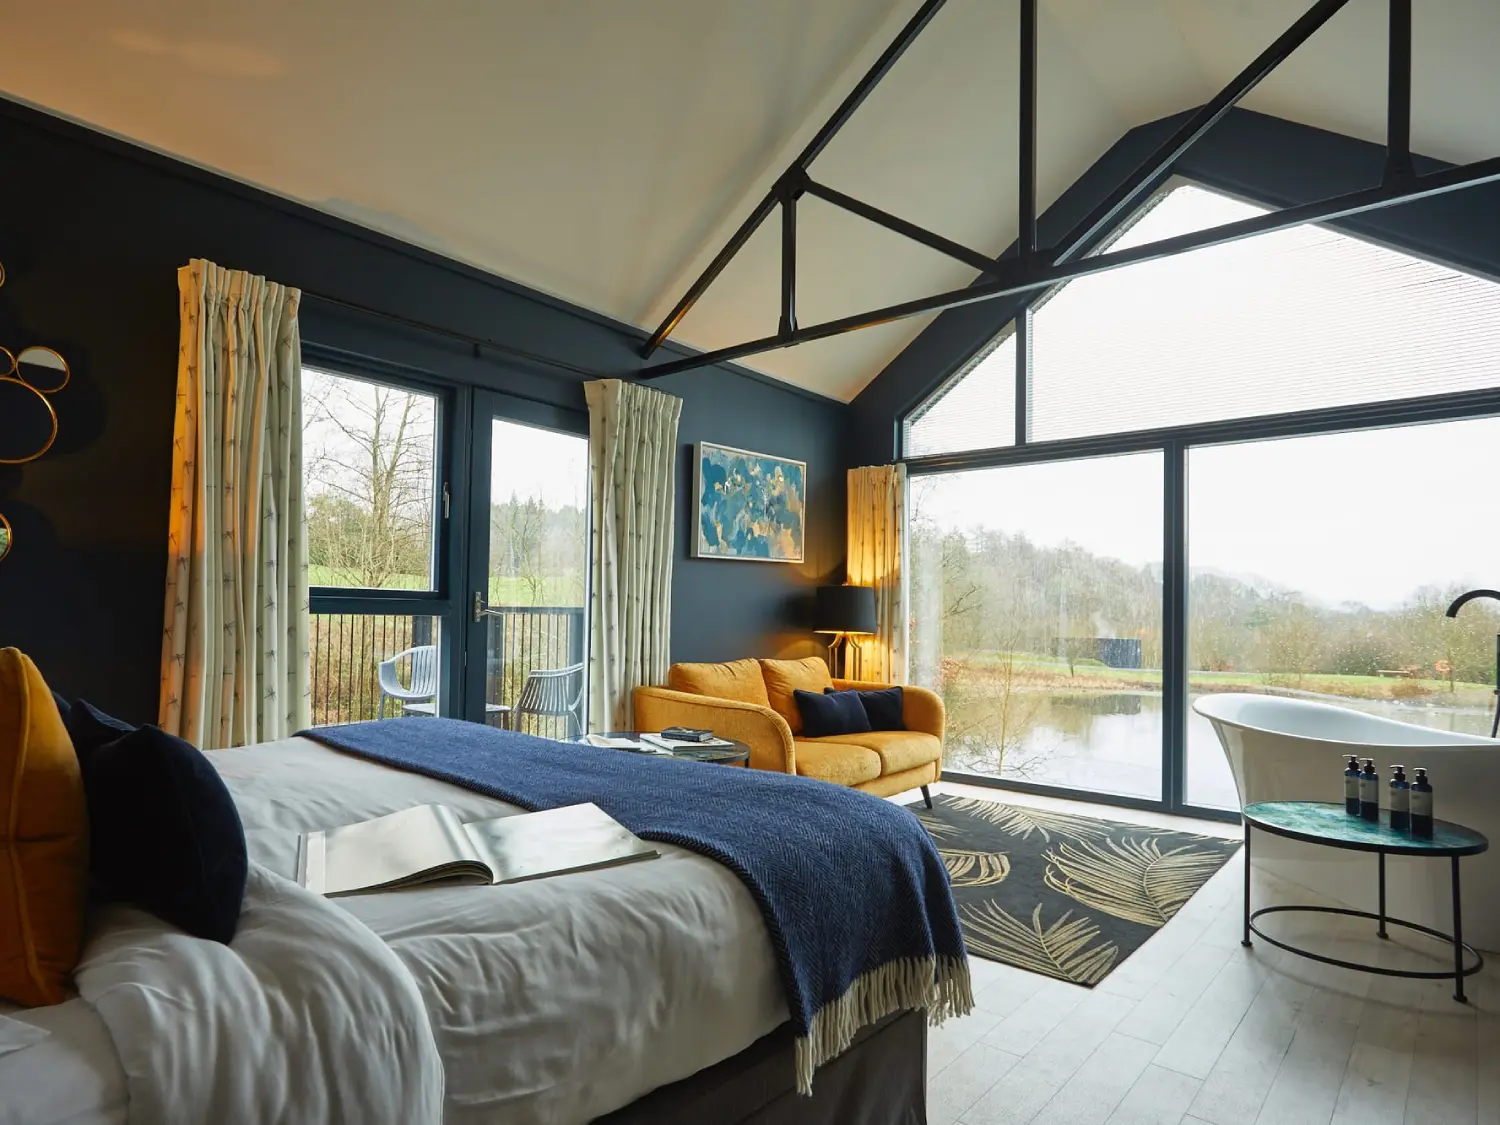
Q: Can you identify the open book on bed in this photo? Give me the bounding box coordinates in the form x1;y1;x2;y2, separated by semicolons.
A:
296;802;658;896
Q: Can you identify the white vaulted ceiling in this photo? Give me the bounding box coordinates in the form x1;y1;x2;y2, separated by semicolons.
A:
2;1;1497;401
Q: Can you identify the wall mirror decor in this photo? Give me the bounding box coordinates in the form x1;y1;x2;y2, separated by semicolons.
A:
14;346;70;394
0;260;70;558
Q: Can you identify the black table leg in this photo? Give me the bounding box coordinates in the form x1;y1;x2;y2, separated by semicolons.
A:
1453;855;1467;1003
1242;820;1252;948
1377;851;1388;940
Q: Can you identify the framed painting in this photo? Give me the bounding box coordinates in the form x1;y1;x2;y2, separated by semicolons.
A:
693;441;806;563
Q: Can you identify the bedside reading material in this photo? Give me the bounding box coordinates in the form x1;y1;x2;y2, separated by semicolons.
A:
296;802;657;896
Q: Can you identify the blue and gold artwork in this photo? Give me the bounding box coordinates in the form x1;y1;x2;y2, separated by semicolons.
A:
694;442;806;563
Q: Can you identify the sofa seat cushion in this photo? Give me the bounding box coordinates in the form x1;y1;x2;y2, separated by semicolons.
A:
791;740;882;787
667;659;771;708
759;657;833;734
840;730;942;775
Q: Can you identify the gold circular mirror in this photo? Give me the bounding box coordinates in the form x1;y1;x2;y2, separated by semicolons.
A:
0;514;10;563
0;347;13;378
0;377;58;464
15;346;69;394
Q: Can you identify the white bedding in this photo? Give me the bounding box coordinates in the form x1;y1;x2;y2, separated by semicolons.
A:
4;735;788;1125
218;736;788;1123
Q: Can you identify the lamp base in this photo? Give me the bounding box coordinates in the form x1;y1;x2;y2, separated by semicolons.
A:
823;633;863;681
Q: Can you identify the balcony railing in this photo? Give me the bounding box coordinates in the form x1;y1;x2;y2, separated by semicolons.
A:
309;606;585;733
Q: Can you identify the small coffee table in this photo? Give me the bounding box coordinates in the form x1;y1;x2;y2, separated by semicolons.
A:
594;731;751;767
1242;801;1487;1002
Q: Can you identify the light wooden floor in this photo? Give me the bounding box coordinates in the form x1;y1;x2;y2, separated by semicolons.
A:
919;781;1499;1125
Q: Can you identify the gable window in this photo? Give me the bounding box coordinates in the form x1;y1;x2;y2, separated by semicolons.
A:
903;180;1500;818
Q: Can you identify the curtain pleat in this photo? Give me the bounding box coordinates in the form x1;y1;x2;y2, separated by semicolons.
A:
160;259;310;749
847;463;908;685
584;379;682;732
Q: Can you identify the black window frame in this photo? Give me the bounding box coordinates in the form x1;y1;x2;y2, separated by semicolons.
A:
303;343;469;723
899;177;1500;822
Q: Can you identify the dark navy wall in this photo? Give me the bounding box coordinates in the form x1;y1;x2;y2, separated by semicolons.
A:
849;107;1500;465
0;101;845;721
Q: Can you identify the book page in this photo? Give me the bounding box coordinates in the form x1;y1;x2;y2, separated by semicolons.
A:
305;804;488;895
462;803;658;885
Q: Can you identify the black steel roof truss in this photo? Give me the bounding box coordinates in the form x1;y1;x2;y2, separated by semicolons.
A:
637;0;1496;380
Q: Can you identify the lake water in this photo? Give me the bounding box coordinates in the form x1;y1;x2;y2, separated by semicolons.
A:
945;691;1497;810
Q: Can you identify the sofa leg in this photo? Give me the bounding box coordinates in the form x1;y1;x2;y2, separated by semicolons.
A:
921;785;933;810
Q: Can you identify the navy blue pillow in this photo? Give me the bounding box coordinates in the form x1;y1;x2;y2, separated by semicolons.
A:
828;686;905;731
64;698;137;762
80;724;248;945
794;688;872;738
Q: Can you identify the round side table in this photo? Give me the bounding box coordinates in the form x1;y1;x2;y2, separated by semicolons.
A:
594;731;751;767
1242;800;1488;1002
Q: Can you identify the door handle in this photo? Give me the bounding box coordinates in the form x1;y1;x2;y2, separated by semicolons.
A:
473;591;485;622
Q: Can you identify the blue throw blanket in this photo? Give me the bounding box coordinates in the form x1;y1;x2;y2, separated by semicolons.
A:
298;718;971;1092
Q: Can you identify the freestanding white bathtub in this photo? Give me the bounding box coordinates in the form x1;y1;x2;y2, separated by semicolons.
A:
1194;692;1500;951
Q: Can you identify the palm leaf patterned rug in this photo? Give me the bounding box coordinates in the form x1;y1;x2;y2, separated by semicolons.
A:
908;794;1240;986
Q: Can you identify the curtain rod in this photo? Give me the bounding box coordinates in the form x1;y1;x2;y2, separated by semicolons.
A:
301;289;611;380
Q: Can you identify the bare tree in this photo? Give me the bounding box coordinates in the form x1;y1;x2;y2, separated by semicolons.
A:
304;371;435;589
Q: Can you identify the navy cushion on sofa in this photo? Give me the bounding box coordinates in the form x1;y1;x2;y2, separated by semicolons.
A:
794;688;873;739
78;719;248;944
827;686;905;732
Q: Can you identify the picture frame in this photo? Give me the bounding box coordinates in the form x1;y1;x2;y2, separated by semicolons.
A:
692;441;806;564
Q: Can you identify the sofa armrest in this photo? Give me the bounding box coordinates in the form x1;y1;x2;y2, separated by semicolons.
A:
833;679;946;743
632;687;796;774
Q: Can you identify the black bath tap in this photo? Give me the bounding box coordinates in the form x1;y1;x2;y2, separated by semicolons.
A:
1446;589;1500;738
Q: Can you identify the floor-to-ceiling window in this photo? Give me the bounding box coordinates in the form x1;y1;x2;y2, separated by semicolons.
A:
910;454;1163;800
903;180;1500;817
301;366;592;731
303;364;448;725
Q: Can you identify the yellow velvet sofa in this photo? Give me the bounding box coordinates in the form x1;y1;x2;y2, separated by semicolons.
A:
633;657;943;805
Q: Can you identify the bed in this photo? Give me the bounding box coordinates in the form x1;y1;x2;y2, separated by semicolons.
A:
1;731;958;1124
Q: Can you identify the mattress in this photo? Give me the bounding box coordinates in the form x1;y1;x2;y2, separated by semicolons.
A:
216;735;789;1122
2;734;789;1125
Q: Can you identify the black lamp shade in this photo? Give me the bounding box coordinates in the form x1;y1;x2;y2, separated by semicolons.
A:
815;585;877;635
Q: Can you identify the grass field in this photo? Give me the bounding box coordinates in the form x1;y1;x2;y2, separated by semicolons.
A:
960;651;1495;707
309;567;584;606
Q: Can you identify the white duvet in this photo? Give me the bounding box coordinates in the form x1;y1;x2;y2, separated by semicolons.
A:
1;736;788;1125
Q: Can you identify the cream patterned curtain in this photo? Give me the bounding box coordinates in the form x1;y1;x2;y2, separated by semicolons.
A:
584;379;682;732
847;463;908;684
160;259;310;749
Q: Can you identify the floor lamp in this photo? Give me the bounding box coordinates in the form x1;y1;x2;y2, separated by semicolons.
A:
815;585;877;681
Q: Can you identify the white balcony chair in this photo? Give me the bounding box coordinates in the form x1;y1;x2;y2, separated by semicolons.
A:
513;662;585;739
378;645;438;718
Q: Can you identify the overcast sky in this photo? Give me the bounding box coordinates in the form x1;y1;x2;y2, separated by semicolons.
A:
489;418;587;511
910;183;1500;611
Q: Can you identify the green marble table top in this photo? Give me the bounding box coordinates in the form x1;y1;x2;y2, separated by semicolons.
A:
1243;801;1488;856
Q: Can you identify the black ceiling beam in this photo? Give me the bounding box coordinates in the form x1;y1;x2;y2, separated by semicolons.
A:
1049;0;1352;267
1385;0;1414;184
1018;0;1038;260
801;177;999;275
637;0;949;359
779;182;799;340
636;154;1500;380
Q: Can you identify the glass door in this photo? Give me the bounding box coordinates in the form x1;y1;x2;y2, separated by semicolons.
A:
465;393;589;736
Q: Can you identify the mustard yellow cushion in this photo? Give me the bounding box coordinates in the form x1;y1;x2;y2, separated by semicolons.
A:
835;730;942;775
0;649;87;1007
791;740;882;787
759;657;833;734
667;659;771;708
